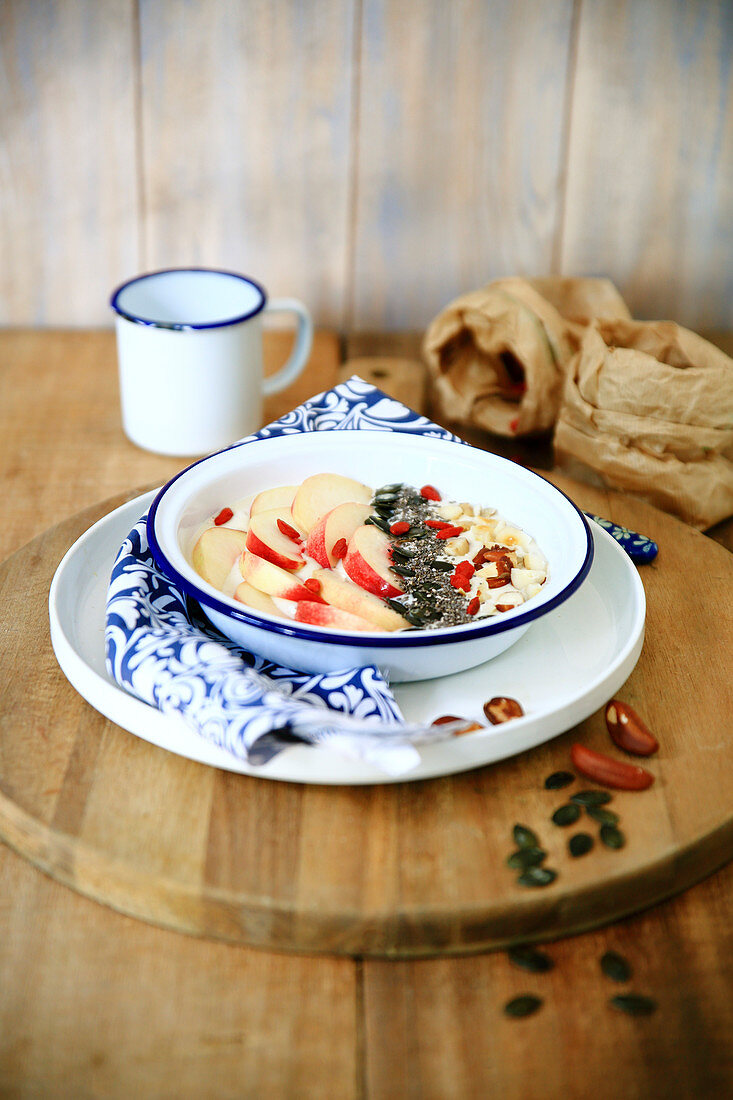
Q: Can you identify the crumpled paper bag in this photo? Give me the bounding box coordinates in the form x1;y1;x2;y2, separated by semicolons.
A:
422;276;630;437
554;319;733;530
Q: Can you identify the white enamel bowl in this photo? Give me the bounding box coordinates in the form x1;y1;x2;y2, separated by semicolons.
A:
147;431;593;682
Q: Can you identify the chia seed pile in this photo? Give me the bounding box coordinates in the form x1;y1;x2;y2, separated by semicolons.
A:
369;483;473;629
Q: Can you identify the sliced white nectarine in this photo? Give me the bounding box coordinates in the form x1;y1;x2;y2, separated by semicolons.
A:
249;485;297;516
305;501;372;568
310;569;407;631
192;526;248;590
294;601;377;632
233;580;284;619
291;473;372;533
245;507;305;571
343;525;404;600
240;552;326;603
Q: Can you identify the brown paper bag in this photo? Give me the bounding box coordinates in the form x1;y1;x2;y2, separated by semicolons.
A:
422;277;630;437
554;319;733;529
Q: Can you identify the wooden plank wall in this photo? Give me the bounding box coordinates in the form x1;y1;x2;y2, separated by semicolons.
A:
0;0;731;331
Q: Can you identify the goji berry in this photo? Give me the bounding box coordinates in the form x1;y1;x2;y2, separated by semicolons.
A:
466;596;480;615
277;518;302;542
332;537;348;559
420;485;441;501
389;521;410;536
214;507;234;526
436;525;464;540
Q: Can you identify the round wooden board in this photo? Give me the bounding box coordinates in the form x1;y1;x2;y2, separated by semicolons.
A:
1;478;731;958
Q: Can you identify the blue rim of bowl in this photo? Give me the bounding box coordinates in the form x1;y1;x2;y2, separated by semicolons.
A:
146;437;595;649
109;267;268;331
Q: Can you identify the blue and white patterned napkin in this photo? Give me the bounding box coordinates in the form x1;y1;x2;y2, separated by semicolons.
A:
105;376;657;776
105;378;463;775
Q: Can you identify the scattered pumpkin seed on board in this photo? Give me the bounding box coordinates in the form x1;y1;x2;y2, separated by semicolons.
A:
600;824;626;849
513;824;540;849
552;803;581;826
601;951;632;982
506;847;546;871
507;946;554;973
518;866;557;887
544;771;575;790
504;995;543;1018
610;993;657;1016
571;790;612;807
568;833;594;857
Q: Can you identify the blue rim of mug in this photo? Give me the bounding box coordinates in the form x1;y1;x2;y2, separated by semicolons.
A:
109;267;268;331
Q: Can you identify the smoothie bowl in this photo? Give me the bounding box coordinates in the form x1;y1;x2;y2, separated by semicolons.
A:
147;431;593;681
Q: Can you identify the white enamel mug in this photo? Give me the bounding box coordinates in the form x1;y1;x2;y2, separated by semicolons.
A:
110;268;312;456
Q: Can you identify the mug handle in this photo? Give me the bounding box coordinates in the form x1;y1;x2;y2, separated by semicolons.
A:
261;298;313;396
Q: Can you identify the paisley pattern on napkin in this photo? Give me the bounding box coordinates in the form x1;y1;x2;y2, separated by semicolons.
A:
105;375;657;775
584;514;658;564
104;377;464;775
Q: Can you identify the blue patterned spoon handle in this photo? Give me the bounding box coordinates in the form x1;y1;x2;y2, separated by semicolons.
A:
584;514;658;564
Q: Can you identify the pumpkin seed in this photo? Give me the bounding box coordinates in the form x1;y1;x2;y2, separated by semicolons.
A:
390;564;415;577
365;514;391;534
544;771;575;790
610;993;657;1016
518;866;557;887
571;789;612;807
507;946;554;973
513;824;540;849
406;526;428;539
386;598;407;615
375;483;403;495
600;824;626;849
391;545;418;560
373;504;395;519
404;610;426;627
504;995;543;1018
601;951;632;982
568;833;593;857
552;803;581;826
587;806;620;826
431;560;455;572
506;847;546;871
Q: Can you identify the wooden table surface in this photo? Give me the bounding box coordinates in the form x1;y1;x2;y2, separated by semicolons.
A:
1;330;731;1098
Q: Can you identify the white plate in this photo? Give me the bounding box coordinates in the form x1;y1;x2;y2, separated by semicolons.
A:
49;492;645;785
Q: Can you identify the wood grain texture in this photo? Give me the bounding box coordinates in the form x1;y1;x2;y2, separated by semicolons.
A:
362;869;733;1099
2;474;731;957
0;0;141;325
560;0;733;328
138;0;356;328
348;0;577;329
1;3;732;329
0;330;732;1097
0;843;358;1099
0;328;339;562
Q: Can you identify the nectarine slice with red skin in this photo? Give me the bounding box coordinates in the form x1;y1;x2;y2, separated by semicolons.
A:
249;485;297;516
310;569;407;631
240;552;326;603
343;525;404;600
245;508;305;571
305;501;372;568
233;580;284;618
291;473;372;533
192;526;248;590
294;601;377;632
